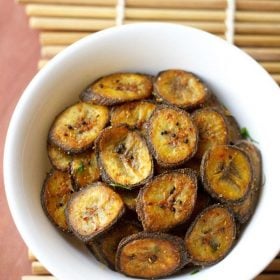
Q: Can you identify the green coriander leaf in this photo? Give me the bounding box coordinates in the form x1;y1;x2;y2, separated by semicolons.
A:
240;127;259;144
190;268;201;275
110;183;131;190
76;163;85;173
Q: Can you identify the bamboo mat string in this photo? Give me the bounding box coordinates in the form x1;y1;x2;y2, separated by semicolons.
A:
225;0;236;43
116;0;125;26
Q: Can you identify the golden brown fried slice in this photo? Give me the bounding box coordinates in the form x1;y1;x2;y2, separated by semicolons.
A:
87;220;142;270
49;102;109;153
80;73;153;106
185;204;236;266
136;169;197;232
70;149;100;190
97;125;153;188
110;100;156;132
231;140;262;223
154;70;209;109
47;143;72;171
116;232;188;279
117;189;139;211
41;170;74;232
147;105;198;168
201;145;253;204
192;108;229;159
66;182;125;241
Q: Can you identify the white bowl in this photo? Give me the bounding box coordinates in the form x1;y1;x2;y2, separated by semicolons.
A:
4;23;280;280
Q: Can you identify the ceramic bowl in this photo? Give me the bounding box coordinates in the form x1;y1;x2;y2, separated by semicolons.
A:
4;23;280;280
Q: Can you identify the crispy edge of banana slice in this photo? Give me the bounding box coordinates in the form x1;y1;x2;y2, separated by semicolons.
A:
153;69;209;110
41;169;74;233
117;189;139;211
192;107;229;159
116;232;188;279
80;73;153;106
201;145;253;204
86;219;142;270
231;140;262;223
70;149;100;190
136;169;198;232
185;204;236;266
66;182;125;242
110;100;157;132
48;102;109;154
146;104;198;168
47;143;72;171
96;125;154;189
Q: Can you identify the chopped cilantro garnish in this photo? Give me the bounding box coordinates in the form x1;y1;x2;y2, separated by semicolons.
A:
76;163;85;173
240;127;258;144
190;268;201;275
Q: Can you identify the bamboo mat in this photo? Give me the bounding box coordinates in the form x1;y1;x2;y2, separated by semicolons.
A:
16;0;280;279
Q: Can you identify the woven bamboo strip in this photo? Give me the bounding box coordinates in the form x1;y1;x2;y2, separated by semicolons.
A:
28;250;37;261
26;5;116;18
32;262;50;275
272;74;280;83
40;32;91;45
265;259;280;272
41;46;65;57
237;0;280;12
255;275;280;280
26;6;226;21
236;23;280;35
244;48;280;61
18;0;115;5
235;35;280;47
125;0;227;9
30;17;115;31
261;62;280;73
236;11;280;22
125;8;225;21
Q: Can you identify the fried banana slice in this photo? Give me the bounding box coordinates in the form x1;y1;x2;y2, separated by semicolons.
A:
49;102;109;153
192;108;229;159
137;169;197;232
116;232;188;279
97;125;153;189
231;140;262;223
154;70;209;109
117;189;139;211
80;73;153;106
185;204;236;266
70;149;100;190
110;100;156;132
146;105;198;168
41;170;74;232
66;182;125;241
201;145;253;204
47;143;72;171
87;220;141;270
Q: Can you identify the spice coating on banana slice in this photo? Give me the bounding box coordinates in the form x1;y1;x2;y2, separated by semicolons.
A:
201;145;252;204
66;182;125;241
137;169;197;232
49;102;109;153
97;125;153;188
70;149;100;190
47;143;72;171
116;232;188;279
147;105;198;167
110;100;156;132
154;70;209;109
41;170;74;232
185;204;236;265
81;73;153;105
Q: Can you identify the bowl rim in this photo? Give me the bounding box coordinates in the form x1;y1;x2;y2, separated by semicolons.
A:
4;22;280;280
